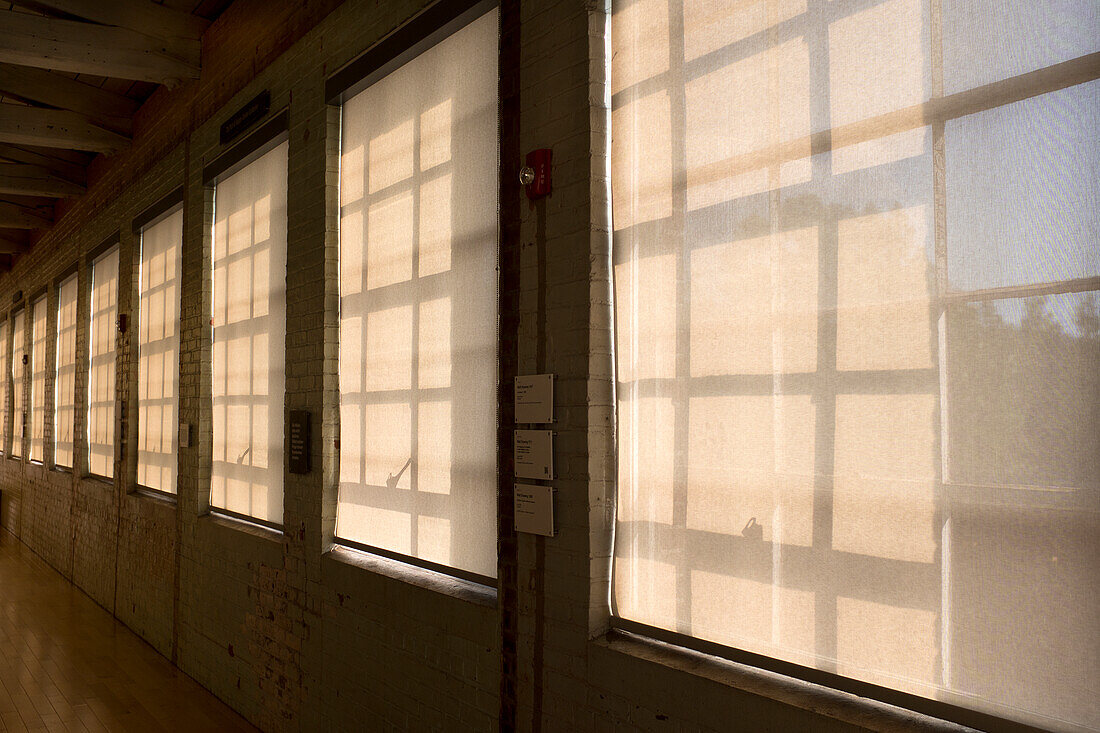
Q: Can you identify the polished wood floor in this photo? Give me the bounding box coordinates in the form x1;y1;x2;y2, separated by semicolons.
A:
0;528;256;732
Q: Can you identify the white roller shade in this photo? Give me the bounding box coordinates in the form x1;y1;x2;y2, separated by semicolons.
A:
0;320;8;455
55;274;78;469
88;246;118;478
610;1;1099;730
138;208;183;493
336;7;500;580
29;295;46;463
212;141;287;524
11;310;25;459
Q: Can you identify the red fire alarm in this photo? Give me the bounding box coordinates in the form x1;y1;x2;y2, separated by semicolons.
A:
520;148;552;199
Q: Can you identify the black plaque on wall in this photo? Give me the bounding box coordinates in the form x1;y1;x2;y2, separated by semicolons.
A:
289;410;311;474
220;90;271;145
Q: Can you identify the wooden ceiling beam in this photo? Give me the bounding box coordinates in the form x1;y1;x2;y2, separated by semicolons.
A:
0;63;139;126
0;105;130;154
0;200;53;229
0;144;86;183
0;10;200;86
0;162;85;197
30;0;209;43
0;231;30;254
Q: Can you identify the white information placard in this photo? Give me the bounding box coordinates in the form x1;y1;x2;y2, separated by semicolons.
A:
514;429;553;480
515;373;554;424
514;483;554;536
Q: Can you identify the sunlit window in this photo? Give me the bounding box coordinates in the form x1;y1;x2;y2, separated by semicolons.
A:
11;309;25;459
55;274;78;469
29;295;46;463
611;1;1099;730
211;141;288;525
335;6;500;581
0;319;8;455
138;207;183;494
88;246;118;478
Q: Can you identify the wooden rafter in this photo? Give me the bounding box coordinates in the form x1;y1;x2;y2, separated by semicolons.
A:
0;143;87;183
0;63;138;133
30;0;209;43
0;231;30;254
0;199;53;229
0;105;130;154
0;162;85;197
0;10;200;86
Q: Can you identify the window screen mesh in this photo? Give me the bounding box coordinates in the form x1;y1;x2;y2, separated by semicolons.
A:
212;141;288;524
610;1;1099;730
0;320;8;455
88;246;118;478
11;311;25;459
138;209;183;493
336;7;500;580
55;274;78;469
29;296;46;463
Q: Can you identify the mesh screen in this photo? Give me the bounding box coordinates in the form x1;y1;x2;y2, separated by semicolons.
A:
12;310;25;459
212;141;288;524
29;296;46;463
610;1;1099;729
55;274;78;468
336;7;500;579
89;246;118;478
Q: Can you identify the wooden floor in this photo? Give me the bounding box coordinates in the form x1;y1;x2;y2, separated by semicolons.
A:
0;528;256;732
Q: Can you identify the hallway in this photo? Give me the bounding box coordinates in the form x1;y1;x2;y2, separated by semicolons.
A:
0;528;255;732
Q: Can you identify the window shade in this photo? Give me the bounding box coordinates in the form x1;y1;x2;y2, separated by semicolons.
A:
336;7;500;580
29;296;46;463
138;208;183;493
11;310;25;459
89;246;118;478
55;274;78;469
212;141;287;524
0;320;8;455
610;1;1099;731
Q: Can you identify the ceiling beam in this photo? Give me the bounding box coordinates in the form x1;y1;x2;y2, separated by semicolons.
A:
0;200;53;229
0;105;130;154
0;10;200;86
0;162;85;197
0;143;86;183
30;0;209;43
0;63;139;130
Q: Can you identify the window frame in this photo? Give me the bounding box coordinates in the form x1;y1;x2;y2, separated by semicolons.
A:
204;111;290;532
86;234;120;481
0;312;9;457
52;266;80;473
9;305;27;461
27;289;48;465
606;3;1100;732
132;188;185;498
325;0;503;589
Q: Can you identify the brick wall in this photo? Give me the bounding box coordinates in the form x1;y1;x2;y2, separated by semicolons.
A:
0;1;934;731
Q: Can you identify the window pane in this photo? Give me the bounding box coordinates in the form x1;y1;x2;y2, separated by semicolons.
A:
55;274;78;469
138;208;183;493
0;320;8;455
11;310;25;459
611;0;1099;729
29;296;46;463
336;7;499;580
212;142;287;524
89;246;118;477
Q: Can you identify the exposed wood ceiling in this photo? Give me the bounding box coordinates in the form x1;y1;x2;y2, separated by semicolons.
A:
0;0;233;272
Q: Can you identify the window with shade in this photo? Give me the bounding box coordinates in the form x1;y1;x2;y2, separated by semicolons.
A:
0;319;8;455
55;274;78;469
29;295;46;463
11;309;25;459
610;1;1099;731
334;5;500;583
138;207;183;494
89;245;118;478
211;140;287;526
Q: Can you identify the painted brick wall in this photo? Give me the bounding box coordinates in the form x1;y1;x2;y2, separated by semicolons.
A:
0;1;939;731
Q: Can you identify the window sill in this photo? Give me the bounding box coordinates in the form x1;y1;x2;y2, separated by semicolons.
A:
130;486;177;507
80;474;114;488
596;629;978;733
202;510;284;544
324;544;497;608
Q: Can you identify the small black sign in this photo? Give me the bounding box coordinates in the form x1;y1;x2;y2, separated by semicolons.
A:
289;410;311;474
220;91;271;145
